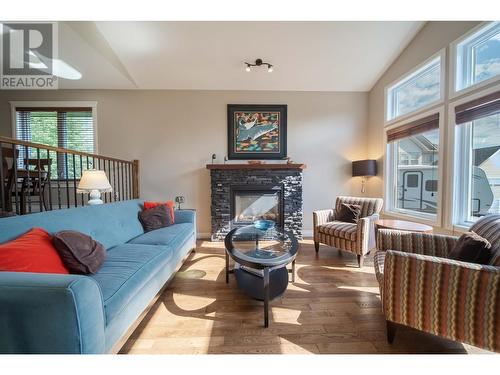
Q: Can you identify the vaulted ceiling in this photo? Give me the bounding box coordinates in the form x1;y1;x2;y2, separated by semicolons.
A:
56;21;424;91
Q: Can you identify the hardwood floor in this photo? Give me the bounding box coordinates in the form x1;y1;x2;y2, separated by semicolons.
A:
120;240;489;354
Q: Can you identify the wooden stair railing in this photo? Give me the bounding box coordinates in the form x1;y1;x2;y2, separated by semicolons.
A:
0;136;139;216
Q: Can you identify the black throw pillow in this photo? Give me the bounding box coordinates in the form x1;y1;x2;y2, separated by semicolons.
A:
448;231;494;265
52;230;106;274
336;203;362;223
138;204;173;232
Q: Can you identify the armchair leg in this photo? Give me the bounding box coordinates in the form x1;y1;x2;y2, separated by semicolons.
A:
357;255;364;268
386;320;397;344
314;242;320;253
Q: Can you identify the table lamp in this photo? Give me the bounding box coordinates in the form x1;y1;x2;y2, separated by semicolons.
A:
352;160;377;194
77;170;113;205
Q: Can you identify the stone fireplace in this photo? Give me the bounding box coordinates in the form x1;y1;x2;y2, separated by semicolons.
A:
207;164;305;241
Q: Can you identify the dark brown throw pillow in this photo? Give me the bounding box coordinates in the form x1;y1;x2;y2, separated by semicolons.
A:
138;204;173;232
52;230;106;274
336;203;362;223
448;231;494;265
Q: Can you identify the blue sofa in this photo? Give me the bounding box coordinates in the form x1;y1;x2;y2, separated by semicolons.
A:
0;200;196;354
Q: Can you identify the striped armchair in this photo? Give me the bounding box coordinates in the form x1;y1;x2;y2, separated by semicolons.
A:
375;214;500;353
313;196;383;267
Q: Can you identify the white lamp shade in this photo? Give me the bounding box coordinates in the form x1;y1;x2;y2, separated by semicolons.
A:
77;170;113;193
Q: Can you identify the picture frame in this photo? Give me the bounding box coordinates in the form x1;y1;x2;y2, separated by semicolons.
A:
227;104;287;160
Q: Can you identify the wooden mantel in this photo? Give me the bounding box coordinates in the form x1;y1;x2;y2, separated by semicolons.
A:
206;163;306;170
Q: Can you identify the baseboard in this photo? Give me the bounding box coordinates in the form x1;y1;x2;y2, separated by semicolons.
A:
302;230;313;238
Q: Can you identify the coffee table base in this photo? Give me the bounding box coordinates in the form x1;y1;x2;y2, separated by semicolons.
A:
235;267;288;301
234;267;288;327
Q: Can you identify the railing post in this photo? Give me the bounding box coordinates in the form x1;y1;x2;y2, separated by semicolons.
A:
132;159;140;199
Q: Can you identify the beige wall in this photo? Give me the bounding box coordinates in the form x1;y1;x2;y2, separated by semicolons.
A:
0;90;368;236
366;21;480;199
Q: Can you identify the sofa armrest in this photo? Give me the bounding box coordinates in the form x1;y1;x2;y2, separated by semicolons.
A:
0;272;105;354
357;213;379;254
313;209;335;227
174;209;197;238
376;228;458;257
174;209;195;224
383;250;500;352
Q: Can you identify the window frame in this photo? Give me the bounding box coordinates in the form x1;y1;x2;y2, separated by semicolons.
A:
383;107;445;226
446;83;500;231
9;101;98;154
385;49;446;125
450;21;500;99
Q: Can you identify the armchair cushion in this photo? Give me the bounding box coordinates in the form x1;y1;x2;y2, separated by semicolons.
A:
469;214;500;267
448;231;494;265
336;203;361;224
317;221;357;241
335;196;383;219
491;252;500;267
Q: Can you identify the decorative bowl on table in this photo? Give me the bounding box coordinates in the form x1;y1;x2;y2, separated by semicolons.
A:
253;219;276;231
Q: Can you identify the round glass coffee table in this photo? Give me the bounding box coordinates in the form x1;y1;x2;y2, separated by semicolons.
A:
224;224;299;327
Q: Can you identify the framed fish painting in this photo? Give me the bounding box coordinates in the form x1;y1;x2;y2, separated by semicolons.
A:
227;104;287;160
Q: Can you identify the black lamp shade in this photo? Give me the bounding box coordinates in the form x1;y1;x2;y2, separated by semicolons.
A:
352;159;377;177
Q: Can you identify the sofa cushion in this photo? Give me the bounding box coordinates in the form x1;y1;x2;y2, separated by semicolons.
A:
128;223;194;248
52;230;106;274
138;204;173;232
317;221;357;241
0;228;69;274
144;201;175;223
90;243;173;324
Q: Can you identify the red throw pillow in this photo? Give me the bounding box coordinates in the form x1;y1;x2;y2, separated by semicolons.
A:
143;201;175;223
0;228;69;274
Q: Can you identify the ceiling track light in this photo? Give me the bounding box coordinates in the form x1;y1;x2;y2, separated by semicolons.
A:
245;58;274;73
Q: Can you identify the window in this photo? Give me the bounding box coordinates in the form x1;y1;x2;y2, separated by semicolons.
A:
386;113;440;220
454;22;500;93
386;53;443;121
13;105;96;179
453;90;500;226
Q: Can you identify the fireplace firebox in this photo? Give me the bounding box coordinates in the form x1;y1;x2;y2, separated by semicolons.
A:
230;185;284;228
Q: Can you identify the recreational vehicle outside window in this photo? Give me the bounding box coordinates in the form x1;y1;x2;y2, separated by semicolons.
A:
453;22;500;93
454;90;500;226
386;113;440;221
386;54;442;122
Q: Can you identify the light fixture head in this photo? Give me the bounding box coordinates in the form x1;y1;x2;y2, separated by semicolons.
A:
244;58;274;73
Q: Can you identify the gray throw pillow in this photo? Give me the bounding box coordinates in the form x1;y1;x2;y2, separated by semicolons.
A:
138;204;173;232
52;230;106;274
448;231;493;265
